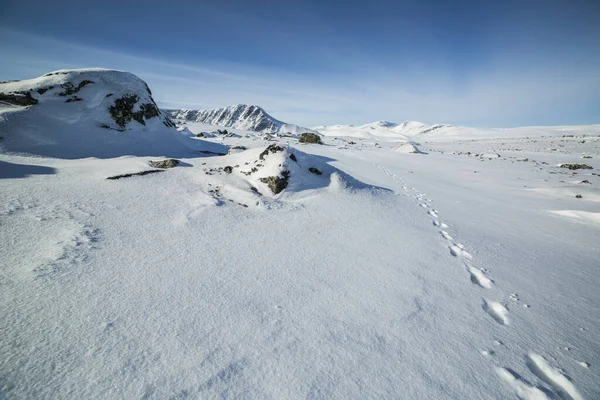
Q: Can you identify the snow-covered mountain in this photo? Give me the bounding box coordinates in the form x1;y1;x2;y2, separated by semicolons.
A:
314;120;455;140
169;104;318;135
0;68;225;158
315;119;600;141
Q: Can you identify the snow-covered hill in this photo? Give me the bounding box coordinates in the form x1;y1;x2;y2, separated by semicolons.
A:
313;120;455;140
169;104;318;135
0;69;225;158
315;119;600;141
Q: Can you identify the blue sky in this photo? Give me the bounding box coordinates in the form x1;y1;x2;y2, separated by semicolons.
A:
1;0;599;127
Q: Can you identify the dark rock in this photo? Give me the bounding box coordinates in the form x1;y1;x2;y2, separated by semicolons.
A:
36;86;53;95
575;194;582;198
260;171;290;194
107;170;164;180
580;180;592;184
224;166;233;174
199;150;227;156
308;167;322;175
109;95;139;127
58;80;94;96
560;163;593;170
65;96;83;103
148;159;180;169
196;132;205;137
0;91;38;106
299;132;323;144
289;153;297;162
259;144;285;160
227;145;248;155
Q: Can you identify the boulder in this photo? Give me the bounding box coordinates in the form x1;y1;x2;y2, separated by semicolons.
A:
298;132;323;144
259;171;290;194
560;163;592;170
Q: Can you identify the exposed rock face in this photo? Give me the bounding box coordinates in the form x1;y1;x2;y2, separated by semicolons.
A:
260;171;290;194
58;80;94;96
308;167;322;175
299;132;323;144
109;95;161;127
149;159;180;169
0;91;38;106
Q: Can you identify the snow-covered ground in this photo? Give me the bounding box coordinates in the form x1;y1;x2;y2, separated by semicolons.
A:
1;72;599;399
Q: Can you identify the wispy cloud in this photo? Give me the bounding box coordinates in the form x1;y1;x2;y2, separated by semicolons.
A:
1;27;598;127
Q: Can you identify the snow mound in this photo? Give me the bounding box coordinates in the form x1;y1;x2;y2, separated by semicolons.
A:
393;142;424;154
480;153;501;159
198;143;380;201
0;69;226;158
169;104;318;135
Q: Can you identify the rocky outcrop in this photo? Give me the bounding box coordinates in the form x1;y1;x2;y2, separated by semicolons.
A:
0;91;38;106
260;171;290;194
559;163;593;170
149;159;180;169
109;95;162;127
299;132;323;144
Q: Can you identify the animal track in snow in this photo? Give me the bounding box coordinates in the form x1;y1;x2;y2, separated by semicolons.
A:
496;367;550;400
432;220;449;228
466;264;493;289
526;352;583;400
482;299;509;325
428;210;439;218
440;230;454;241
449;244;472;259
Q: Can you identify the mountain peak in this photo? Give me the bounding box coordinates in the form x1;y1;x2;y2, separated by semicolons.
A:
169;105;317;135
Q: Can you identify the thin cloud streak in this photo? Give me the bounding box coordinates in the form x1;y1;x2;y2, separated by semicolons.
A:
1;27;599;127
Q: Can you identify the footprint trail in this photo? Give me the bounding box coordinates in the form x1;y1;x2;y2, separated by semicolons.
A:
376;163;584;400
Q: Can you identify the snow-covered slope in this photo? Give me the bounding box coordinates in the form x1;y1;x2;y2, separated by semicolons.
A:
169;104;318;135
2;69;600;399
0;69;226;158
315;120;600;142
313;120;454;140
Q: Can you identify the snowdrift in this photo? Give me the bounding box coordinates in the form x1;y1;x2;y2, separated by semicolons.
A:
0;69;226;159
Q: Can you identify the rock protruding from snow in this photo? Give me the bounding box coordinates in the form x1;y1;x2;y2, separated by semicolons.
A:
298;132;323;144
169;104;318;135
149;159;180;169
0;69;227;158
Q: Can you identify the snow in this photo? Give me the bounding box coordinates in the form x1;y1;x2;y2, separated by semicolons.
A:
169;104;318;135
1;70;600;399
393;142;424;154
0;69;227;159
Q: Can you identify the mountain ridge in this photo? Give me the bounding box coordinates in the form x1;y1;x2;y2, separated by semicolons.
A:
168;104;318;135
